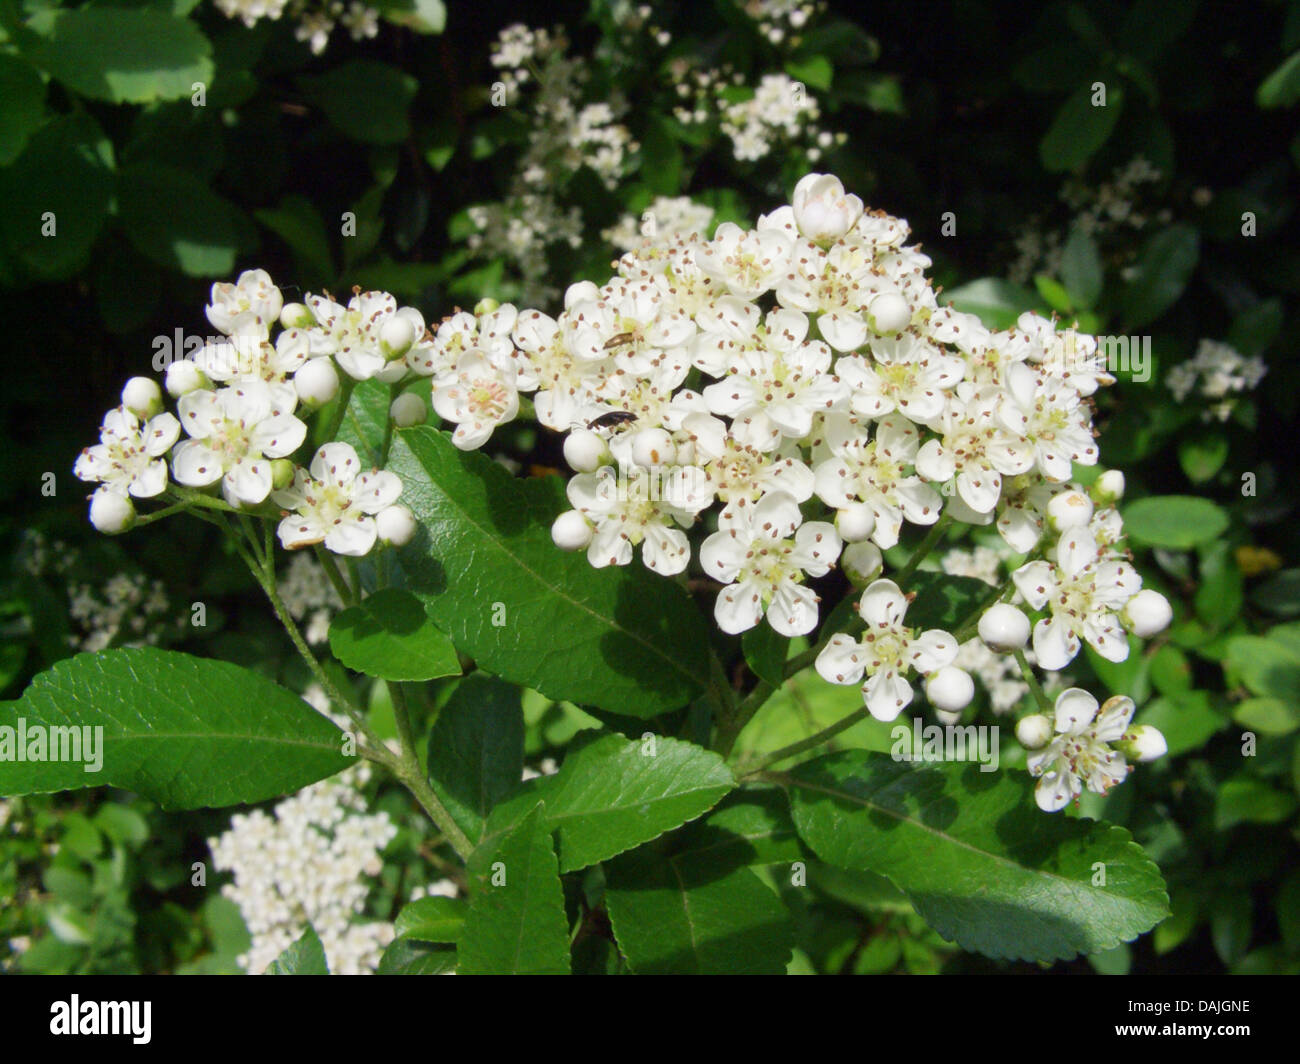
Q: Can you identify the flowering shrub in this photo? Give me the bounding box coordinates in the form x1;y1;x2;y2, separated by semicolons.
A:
3;0;1299;977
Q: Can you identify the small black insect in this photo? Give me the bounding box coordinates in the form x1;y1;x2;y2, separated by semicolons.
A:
586;410;638;431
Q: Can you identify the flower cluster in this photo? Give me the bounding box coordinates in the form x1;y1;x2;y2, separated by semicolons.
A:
1166;338;1267;422
213;0;379;55
209;760;397;974
742;0;821;46
428;172;1171;809
75;270;417;557
1016;688;1166;811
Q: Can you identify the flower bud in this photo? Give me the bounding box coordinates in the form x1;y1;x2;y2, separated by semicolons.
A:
121;376;163;418
551;510;593;551
474;297;501;316
868;292;912;335
1016;714;1053;750
934;707;963;726
380;314;417;360
978;603;1030;651
165;360;207;398
925;666;974;713
89;490;135;535
1091;469;1125;505
280;302;316;329
792;173;864;243
1123;589;1173;638
834;503;876;543
390;393;427;428
1047;489;1094;532
840;541;883;586
1118;724;1168;763
270;459;296;492
376;504;416;547
563;429;610;473
631;428;675;468
294;358;340;408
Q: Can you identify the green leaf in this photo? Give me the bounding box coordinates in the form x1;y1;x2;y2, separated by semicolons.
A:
1178;433;1229;483
1225;635;1300;701
395;896;466;943
375;0;446;33
943;278;1038;330
31;8;213;104
1252;569;1300;618
328;589;461;682
905;571;993;632
1135;691;1225;757
253;195;334;285
1257;50;1300;109
491;728;733;868
376;938;457;974
0;649;351;809
389;427;711;715
1034;274;1074;314
786;752;1169;962
267;927;329;974
1214;778;1296;832
1060;225;1103;309
1039;82;1124;172
1227;299;1283;358
784;55;833;91
1120;224;1200;328
0;113;113;281
671;789;806;868
427;673;524;844
458;804;570;975
118;163;246;277
1122;495;1228;550
510;732;735;873
605;847;794;974
300;61;417;145
1232;697;1299;736
0;54;47;167
742;624;787;688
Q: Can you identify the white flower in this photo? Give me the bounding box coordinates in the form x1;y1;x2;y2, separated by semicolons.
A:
273;443;402;556
815;578;957;721
703;331;847;447
813;414;942;549
999;363;1099;481
305;290;400;381
1027;688;1137;811
916;389;1035;515
835;332;963;422
566;465;697;575
695;222;792;299
171;381;306;507
1013;528;1141;670
206;269;283;337
699;492;839;636
75;406;180;499
431;350;520;450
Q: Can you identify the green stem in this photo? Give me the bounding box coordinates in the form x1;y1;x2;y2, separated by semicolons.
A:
894;511;953;585
950;580;1017;644
379;384;400;467
390;682;473;860
739;704;874;777
313;545;356;607
1013;648;1053;713
321;377;357;446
